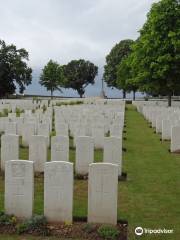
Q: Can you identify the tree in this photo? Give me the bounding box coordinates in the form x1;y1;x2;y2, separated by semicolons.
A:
63;59;98;98
132;0;180;106
40;60;64;98
0;40;32;98
117;54;139;100
103;39;134;98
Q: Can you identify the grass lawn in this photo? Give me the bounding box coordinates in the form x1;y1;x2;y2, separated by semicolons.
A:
121;105;180;239
0;104;180;239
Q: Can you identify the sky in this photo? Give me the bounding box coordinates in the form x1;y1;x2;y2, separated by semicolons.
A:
0;0;157;98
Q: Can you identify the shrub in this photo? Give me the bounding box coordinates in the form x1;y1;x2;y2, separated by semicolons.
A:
16;222;29;234
0;211;16;226
97;225;120;240
16;108;24;117
16;215;48;235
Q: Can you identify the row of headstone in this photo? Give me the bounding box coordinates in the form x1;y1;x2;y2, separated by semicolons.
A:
0;114;52;145
133;101;180;153
5;160;118;225
0;100;124;151
1;135;122;174
54;104;124;126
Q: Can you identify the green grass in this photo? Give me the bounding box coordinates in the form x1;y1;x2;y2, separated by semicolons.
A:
120;105;180;239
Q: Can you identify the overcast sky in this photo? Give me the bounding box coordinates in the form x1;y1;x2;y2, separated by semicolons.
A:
0;0;157;98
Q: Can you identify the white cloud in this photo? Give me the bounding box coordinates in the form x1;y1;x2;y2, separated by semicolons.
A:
0;0;157;97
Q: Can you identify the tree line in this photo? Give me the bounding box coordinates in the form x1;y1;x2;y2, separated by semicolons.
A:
40;59;98;98
0;40;98;98
104;0;180;106
0;0;179;104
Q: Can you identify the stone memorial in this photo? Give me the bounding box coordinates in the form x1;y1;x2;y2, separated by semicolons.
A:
75;136;94;175
171;126;180;152
5;160;34;218
51;136;69;162
29;135;48;172
103;137;122;175
88;163;118;225
44;161;73;222
1;134;19;171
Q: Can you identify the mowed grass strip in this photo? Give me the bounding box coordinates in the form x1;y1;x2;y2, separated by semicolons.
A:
121;105;180;240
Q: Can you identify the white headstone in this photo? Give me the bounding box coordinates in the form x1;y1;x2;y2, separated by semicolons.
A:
88;163;118;225
92;126;104;149
171;126;180;152
51;136;69;162
22;122;36;146
110;125;122;138
37;123;50;146
103;137;122;175
1;134;19;171
75;136;94;175
55;123;69;136
5;122;17;135
5;160;34;218
44;161;73;222
29;135;47;172
73;126;86;146
156;116;163;133
162;119;171;140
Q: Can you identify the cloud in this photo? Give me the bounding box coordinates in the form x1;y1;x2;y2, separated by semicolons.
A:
0;0;157;97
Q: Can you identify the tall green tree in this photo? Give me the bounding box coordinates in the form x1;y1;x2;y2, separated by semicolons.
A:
103;39;134;98
117;55;139;100
40;60;64;98
63;59;98;98
132;0;180;106
0;40;32;97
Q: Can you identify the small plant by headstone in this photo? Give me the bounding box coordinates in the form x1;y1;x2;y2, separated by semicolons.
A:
16;108;24;117
97;225;120;240
16;215;48;235
0;211;17;226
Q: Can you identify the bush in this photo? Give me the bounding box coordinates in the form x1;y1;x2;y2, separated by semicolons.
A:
16;215;48;235
0;211;16;226
16;108;24;117
98;225;120;240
